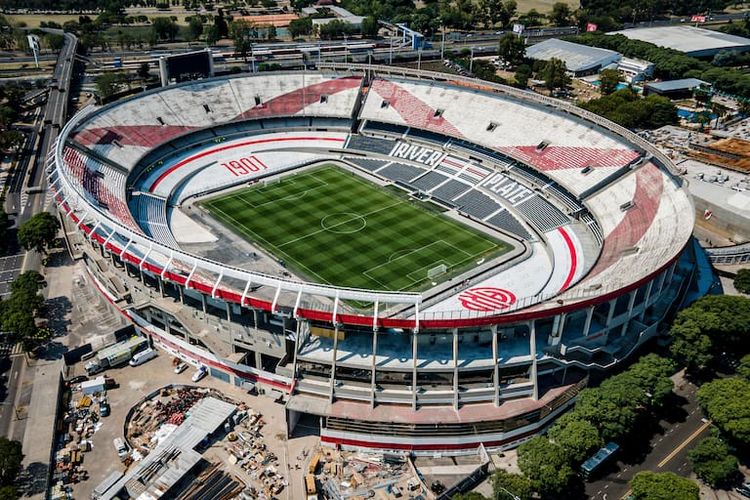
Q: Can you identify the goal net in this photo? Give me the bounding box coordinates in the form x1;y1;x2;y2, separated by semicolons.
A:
427;263;448;280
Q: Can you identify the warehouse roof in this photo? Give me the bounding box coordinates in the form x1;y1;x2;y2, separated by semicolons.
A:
609;26;750;56
525;38;621;73
645;78;707;93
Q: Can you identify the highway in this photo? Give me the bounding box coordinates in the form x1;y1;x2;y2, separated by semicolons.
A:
0;31;77;439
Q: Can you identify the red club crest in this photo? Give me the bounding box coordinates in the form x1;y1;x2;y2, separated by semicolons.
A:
458;287;517;312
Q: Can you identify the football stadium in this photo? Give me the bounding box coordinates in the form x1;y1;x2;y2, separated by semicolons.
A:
49;64;703;454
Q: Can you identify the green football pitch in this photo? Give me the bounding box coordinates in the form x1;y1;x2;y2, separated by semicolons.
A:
201;165;511;291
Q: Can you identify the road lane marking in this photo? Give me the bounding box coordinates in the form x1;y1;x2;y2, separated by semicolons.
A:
657;421;710;468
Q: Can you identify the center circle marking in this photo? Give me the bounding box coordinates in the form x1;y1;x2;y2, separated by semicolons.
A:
320;212;367;234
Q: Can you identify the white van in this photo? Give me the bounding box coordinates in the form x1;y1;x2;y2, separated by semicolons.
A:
129;348;157;367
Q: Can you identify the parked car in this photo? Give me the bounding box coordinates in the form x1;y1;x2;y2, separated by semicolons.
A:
67;375;88;386
174;362;188;374
191;366;207;383
99;400;110;417
129;348;157;367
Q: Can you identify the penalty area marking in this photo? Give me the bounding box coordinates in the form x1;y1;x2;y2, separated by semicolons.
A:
320;213;367;234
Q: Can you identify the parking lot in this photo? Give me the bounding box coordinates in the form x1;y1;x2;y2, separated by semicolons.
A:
67;350;317;499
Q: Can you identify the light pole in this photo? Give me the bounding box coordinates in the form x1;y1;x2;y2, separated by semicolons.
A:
389;35;393;65
343;33;348;64
469;46;475;73
440;26;445;60
417;47;422;71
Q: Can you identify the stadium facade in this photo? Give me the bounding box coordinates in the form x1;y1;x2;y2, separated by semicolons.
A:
50;65;702;455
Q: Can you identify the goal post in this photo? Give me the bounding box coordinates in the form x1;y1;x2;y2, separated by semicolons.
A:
427;263;448;280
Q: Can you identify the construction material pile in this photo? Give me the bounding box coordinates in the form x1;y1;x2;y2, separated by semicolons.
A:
222;409;288;499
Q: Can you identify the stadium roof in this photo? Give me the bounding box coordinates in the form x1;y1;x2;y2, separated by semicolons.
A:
525;39;621;74
609;26;750;57
645;78;707;93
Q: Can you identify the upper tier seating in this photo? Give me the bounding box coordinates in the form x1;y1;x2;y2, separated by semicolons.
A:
61;147;140;232
70;74;363;171
361;78;641;197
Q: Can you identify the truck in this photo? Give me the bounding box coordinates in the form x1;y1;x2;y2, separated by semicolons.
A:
85;337;148;375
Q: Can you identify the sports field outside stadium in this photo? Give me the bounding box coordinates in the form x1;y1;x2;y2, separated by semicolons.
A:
201;165;511;291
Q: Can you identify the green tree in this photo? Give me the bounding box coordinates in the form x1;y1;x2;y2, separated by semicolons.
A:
214;8;229;38
152;17;179;41
570;386;639;441
0;130;24;152
497;33;526;67
599;68;622;96
697;377;750;444
734;268;750;294
187;16;204;41
0;15;15;50
630;471;699;500
17;212;59;255
361;16;379;37
542;58;570;90
319;20;356;40
452;493;488;500
137;62;150;79
514;64;532;87
491;470;532;500
688;436;738;488
550;2;572;26
45;33;65;52
288;17;313;39
621;353;675;408
205;24;220;45
11;271;45;298
669;295;750;373
0;438;22;487
547;415;603;464
738;353;750;380
517;436;574;497
230;20;252;61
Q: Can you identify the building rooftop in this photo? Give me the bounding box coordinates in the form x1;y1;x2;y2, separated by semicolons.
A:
525;38;621;73
645;78;707;93
97;396;236;500
610;26;750;56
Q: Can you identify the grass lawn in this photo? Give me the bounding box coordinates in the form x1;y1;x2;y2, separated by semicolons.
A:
202;165;510;292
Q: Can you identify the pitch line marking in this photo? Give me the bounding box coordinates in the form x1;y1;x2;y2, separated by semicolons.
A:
206;204;335;286
276;201;402;249
320;213;367;234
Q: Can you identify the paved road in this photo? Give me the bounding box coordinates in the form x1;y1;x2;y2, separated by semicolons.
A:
0;31;78;440
0;352;26;439
587;378;709;500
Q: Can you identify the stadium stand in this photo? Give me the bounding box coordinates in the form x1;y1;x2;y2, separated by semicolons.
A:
131;193;179;247
412;171;449;191
346;135;397;155
361;78;642;197
431;179;472;201
378;162;425;183
455;190;503;220
60;147;140;231
486;210;533;240
345;157;391;172
514;195;570;233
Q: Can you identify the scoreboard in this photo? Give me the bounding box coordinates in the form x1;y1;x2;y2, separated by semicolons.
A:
159;49;214;86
